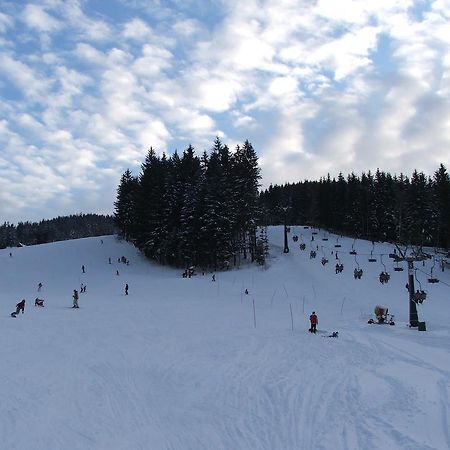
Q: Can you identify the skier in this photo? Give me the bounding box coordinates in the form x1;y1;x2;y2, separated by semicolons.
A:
37;282;43;292
81;265;85;274
125;283;129;295
212;274;216;282
309;311;318;333
35;298;44;307
72;289;79;308
11;299;26;317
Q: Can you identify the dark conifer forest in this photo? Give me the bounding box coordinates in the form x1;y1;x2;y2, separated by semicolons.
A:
259;164;450;249
0;214;115;249
114;138;262;269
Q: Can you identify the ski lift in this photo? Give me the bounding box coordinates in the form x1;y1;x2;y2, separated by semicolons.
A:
353;255;363;279
293;235;299;242
378;255;390;284
303;226;309;229
322;235;329;241
334;237;341;248
299;243;306;251
413;269;427;303
394;260;404;272
428;258;439;283
349;239;357;255
368;243;377;262
312;231;318;235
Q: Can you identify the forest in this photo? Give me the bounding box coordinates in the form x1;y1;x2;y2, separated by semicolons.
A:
114;138;263;269
0;213;115;249
259;164;450;249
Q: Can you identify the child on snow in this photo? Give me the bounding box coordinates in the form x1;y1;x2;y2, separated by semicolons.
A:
35;298;44;307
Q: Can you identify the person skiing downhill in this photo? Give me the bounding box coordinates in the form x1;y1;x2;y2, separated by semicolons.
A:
309;311;318;333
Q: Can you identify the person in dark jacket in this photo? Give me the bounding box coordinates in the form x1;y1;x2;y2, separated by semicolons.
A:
309;311;318;333
72;290;79;308
11;299;26;317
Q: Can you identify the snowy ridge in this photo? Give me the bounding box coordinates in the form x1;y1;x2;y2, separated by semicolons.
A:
1;227;450;450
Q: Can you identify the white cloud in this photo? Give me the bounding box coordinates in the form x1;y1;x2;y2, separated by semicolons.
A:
22;4;61;33
122;18;153;41
0;53;51;102
0;12;13;33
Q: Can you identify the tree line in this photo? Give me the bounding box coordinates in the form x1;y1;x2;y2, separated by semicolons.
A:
0;213;115;249
259;164;450;249
114;138;263;269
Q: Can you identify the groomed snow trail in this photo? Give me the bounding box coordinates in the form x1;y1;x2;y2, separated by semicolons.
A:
1;228;449;449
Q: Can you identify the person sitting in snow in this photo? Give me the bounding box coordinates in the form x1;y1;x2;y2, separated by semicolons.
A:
309;311;318;333
35;298;44;307
11;299;26;317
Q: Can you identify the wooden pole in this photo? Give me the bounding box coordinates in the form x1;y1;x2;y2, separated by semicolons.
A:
290;303;294;332
270;288;277;305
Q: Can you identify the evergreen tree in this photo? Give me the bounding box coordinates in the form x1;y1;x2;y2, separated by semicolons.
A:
114;169;139;241
432;164;450;248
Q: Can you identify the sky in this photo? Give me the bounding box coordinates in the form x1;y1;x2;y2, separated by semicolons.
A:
0;0;449;224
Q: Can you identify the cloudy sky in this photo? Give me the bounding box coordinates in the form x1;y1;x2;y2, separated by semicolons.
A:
0;0;449;223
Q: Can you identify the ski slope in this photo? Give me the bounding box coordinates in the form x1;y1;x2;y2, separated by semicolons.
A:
1;227;449;450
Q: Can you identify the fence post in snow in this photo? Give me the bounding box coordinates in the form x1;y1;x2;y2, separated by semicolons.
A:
290;303;294;332
270;288;277;305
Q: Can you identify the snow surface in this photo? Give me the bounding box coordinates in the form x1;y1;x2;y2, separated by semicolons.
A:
1;227;450;450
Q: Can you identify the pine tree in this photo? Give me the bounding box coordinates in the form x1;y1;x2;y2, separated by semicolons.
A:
432;164;450;248
135;148;168;261
114;169;139;241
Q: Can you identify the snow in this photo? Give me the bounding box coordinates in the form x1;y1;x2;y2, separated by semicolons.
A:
1;227;450;450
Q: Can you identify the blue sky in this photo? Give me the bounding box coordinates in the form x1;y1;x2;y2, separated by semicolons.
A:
0;0;449;223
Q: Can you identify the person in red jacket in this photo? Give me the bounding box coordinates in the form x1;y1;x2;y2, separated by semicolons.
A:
309;311;318;333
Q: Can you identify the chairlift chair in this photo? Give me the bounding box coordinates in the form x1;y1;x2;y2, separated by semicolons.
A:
428;258;439;283
379;255;390;284
413;269;427;303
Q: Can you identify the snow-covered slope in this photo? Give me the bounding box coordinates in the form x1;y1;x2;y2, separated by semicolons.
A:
1;227;449;450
